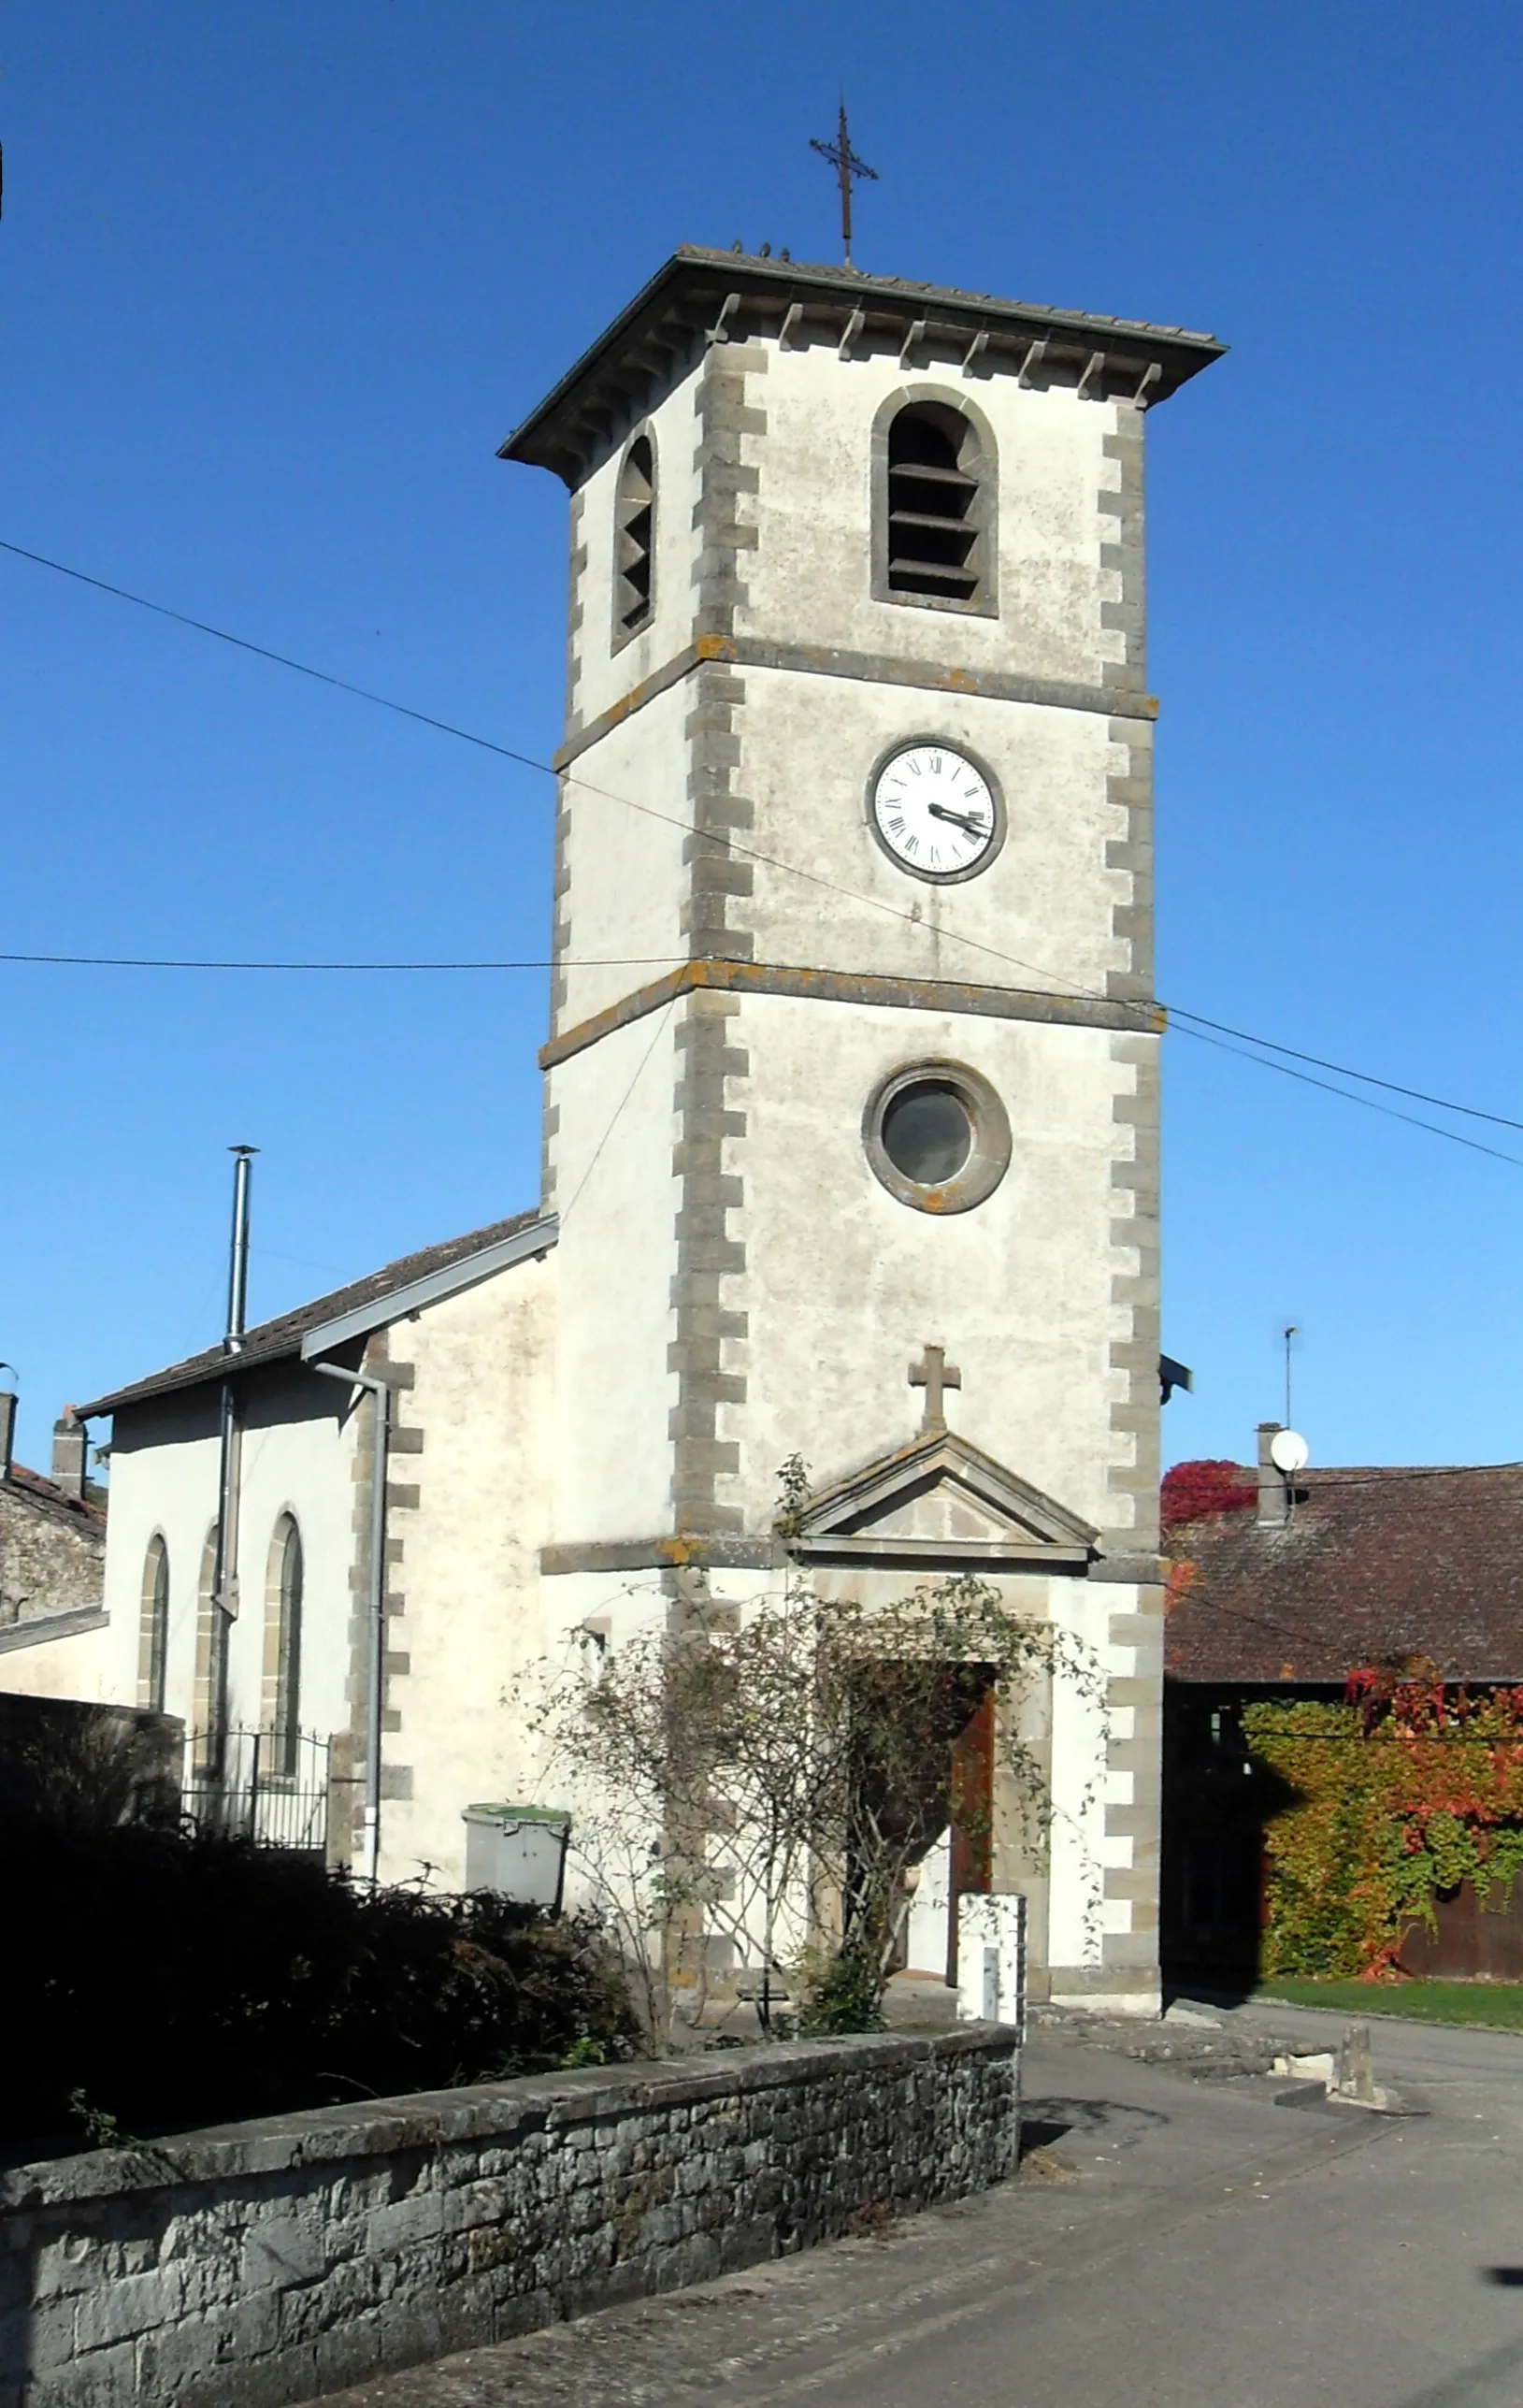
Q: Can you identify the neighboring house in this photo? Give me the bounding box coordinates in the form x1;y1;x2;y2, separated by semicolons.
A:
0;1394;108;1691
1162;1425;1523;1982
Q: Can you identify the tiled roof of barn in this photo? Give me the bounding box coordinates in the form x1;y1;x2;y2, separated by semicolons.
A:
1165;1464;1523;1685
2;1463;107;1528
76;1210;546;1420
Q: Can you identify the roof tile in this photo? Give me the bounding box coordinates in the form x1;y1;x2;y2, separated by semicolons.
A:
78;1209;543;1420
1166;1464;1523;1684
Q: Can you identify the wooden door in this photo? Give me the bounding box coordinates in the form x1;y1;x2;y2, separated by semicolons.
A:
947;1685;995;1983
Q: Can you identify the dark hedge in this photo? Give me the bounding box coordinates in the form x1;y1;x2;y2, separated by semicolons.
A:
0;1717;637;2152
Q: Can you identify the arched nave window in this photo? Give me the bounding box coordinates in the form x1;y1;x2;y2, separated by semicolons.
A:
137;1534;169;1713
264;1515;304;1778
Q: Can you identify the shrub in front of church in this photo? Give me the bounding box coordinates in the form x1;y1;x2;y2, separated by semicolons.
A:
525;1528;1107;2044
1245;1670;1523;1977
794;1941;888;2036
0;1815;639;2151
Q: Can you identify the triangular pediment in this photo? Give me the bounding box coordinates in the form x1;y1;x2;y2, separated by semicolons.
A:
791;1429;1099;1570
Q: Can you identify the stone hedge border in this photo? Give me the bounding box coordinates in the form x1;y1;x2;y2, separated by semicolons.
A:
0;2025;1019;2408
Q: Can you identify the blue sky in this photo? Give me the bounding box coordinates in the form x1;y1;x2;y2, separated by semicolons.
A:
2;1;1520;1477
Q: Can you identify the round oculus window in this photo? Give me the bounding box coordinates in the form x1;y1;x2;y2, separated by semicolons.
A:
864;1060;1012;1215
880;1082;973;1185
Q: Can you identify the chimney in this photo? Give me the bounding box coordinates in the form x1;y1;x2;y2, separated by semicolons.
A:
51;1407;87;1499
1257;1421;1289;1529
0;1389;15;1483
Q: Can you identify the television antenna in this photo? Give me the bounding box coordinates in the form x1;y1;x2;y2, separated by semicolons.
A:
1282;1322;1299;1428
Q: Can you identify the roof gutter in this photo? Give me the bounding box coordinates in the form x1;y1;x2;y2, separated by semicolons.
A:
297;1214;558;1362
75;1213;560;1421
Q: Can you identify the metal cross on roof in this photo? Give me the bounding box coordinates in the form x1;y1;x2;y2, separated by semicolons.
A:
811;99;877;267
910;1343;961;1433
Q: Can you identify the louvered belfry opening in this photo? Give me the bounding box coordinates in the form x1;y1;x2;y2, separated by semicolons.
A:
886;403;983;602
615;434;655;633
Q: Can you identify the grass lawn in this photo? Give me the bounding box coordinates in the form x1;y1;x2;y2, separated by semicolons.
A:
1257;1978;1523;2033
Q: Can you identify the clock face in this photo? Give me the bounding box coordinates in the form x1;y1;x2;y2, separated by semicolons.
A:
869;743;1001;882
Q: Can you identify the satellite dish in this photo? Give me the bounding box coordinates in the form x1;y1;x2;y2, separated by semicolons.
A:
1271;1429;1309;1475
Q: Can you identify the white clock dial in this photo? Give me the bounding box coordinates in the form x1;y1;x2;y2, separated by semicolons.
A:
869;743;1000;881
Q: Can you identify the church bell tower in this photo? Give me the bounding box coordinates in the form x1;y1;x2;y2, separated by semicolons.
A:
501;250;1222;2009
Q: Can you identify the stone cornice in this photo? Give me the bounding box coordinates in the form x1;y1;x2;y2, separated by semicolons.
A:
541;1535;782;1576
500;248;1225;489
539;1533;1149;1579
553;632;1157;772
540;959;1162;1072
0;1604;108;1653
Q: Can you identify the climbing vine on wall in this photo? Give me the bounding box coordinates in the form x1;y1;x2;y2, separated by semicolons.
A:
1160;1459;1257;1536
1245;1668;1523;1977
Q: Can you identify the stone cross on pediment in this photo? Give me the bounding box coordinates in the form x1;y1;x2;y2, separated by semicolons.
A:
909;1342;961;1433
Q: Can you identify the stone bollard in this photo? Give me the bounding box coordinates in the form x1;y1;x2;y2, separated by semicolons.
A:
955;1894;1027;2031
1339;2020;1376;2103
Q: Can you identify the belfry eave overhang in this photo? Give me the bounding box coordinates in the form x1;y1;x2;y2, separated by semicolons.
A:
498;246;1228;488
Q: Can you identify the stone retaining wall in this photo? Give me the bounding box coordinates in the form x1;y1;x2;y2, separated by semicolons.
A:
0;2026;1018;2408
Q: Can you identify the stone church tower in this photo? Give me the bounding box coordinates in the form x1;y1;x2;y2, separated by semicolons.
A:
502;251;1222;2009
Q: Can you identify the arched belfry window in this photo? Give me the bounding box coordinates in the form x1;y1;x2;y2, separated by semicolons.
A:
265;1515;303;1777
881;399;992;610
137;1535;170;1713
613;433;655;640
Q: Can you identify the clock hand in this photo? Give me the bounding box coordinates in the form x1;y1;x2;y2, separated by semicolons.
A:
927;801;989;838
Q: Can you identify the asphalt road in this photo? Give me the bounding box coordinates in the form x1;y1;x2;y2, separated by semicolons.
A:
323;2000;1523;2408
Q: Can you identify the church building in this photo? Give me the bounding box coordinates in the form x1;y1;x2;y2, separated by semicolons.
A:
29;249;1222;2014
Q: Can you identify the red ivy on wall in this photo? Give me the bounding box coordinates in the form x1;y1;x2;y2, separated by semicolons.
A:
1160;1459;1257;1536
1245;1673;1523;1976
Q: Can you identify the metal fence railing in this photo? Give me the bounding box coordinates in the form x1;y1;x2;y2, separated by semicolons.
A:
182;1726;331;1853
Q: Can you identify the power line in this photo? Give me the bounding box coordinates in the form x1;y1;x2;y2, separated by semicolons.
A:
5;535;1519;1170
1172;1023;1523;1171
1306;1462;1523;1486
4;531;1143;1006
556;999;680;1225
0;537;553;777
1171;1459;1523;1495
2;946;1517;1161
6;938;1517;1162
1171;1006;1523;1135
0;951;683;972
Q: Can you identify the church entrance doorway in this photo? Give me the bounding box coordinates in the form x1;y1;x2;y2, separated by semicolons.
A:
947;1683;995;1983
865;1665;996;1987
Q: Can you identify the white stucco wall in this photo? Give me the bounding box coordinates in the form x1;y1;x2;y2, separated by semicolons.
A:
736;671;1128;996
93;1372;358;1743
563;335;1125;719
714;994;1132;1532
737;347;1122;690
547;1011;680;1543
554;680;690;1034
530;297;1163;2004
0;1616;113;1701
373;1252;556;1888
569;371;703;731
